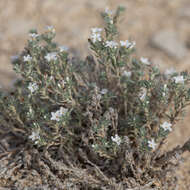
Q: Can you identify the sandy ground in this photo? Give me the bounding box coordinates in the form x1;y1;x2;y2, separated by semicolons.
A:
0;0;190;189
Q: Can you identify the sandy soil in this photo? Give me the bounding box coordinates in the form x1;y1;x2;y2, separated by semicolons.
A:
0;0;190;189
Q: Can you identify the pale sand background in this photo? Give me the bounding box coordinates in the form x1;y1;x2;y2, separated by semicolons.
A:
0;0;190;188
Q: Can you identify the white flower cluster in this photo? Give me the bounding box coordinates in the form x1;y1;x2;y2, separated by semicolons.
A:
104;40;136;50
120;40;136;49
140;57;151;65
148;121;172;150
23;55;32;62
28;82;38;93
165;67;184;84
51;107;68;122
105;40;118;49
29;131;40;144
173;75;185;84
111;134;121;145
90;28;102;43
45;52;57;62
90;26;137;50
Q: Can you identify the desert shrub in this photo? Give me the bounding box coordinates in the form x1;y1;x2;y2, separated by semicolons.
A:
0;6;190;190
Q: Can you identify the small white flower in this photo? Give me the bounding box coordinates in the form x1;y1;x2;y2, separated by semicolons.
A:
161;121;172;132
29;33;39;38
51;107;68;122
100;88;108;95
140;57;151;65
28;82;38;93
59;107;68;115
105;7;113;16
120;40;136;49
45;52;57;62
123;71;132;78
105;41;118;49
91;27;102;34
59;45;68;52
29;131;40;144
51;111;61;121
111;134;121;145
165;68;176;76
23;55;32;62
90;28;102;43
173;75;185;84
139;87;147;101
148;139;157;150
90;33;102;43
46;25;55;33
